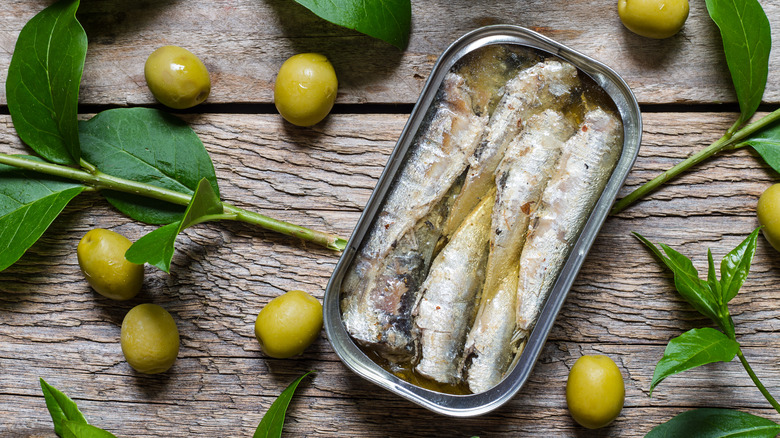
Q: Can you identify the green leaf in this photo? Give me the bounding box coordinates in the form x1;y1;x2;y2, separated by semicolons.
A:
6;0;86;165
124;222;180;273
61;421;117;438
125;178;223;273
645;408;780;438
650;328;740;394
179;178;224;229
79;108;219;225
741;120;780;173
0;161;85;272
704;0;771;125
720;228;760;303
254;371;315;438
294;0;411;49
634;233;720;323
40;378;88;436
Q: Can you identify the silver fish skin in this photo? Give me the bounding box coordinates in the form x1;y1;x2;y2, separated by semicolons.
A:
413;191;494;385
344;190;456;360
482;109;573;301
461;109;575;393
442;59;580;237
341;72;488;359
515;108;623;337
462;264;519;393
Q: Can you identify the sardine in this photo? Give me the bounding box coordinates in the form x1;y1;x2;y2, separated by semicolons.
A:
412;191;494;385
442;59;581;237
516;108;623;337
341;72;489;359
344;181;461;360
461;109;575;393
462;264;520;393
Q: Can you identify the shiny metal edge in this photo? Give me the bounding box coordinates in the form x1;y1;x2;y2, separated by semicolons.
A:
324;24;642;417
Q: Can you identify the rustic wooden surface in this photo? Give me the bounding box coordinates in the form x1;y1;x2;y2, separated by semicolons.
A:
2;0;780;437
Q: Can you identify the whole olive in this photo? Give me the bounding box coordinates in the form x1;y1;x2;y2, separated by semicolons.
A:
144;45;211;109
121;303;180;374
77;228;144;301
254;290;323;359
618;0;689;39
757;183;780;251
566;355;625;429
274;53;338;127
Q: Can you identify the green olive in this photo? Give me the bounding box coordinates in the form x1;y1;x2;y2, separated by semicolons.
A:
566;355;625;429
274;53;338;127
618;0;689;39
144;45;211;109
121;304;180;374
757;183;780;251
254;290;323;358
77;229;144;301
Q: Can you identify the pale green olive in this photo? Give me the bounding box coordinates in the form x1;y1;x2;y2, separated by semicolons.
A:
618;0;689;39
254;290;323;358
274;53;338;127
121;304;180;374
144;45;211;109
77;228;143;301
566;355;625;429
757;183;780;251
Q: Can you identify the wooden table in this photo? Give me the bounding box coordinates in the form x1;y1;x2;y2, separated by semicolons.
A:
2;0;780;436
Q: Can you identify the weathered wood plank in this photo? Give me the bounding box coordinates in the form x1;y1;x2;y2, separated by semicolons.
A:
1;0;779;106
2;343;779;437
4;340;780;409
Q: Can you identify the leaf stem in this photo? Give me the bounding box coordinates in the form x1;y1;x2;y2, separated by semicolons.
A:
611;108;780;215
610;133;732;215
223;203;348;251
736;348;780;415
0;153;347;251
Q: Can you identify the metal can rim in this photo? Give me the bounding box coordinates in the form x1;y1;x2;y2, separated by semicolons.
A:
323;24;642;417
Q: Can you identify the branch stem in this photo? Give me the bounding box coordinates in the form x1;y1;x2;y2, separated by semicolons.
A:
611;108;780;215
0;154;347;251
737;348;780;415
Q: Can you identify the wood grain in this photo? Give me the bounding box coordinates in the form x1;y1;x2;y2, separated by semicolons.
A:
1;0;779;106
2;110;780;436
3;0;780;434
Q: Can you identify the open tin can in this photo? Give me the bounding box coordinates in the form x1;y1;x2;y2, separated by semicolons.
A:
323;24;641;417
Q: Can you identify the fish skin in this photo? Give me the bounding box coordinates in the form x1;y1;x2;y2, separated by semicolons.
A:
413;191;495;385
442;59;581;238
341;72;489;359
462;264;519;394
461;109;575;393
344;191;456;360
482;109;574;304
515;108;623;337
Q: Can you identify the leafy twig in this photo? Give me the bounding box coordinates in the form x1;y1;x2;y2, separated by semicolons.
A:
637;229;780;435
0;153;347;253
612;108;780;215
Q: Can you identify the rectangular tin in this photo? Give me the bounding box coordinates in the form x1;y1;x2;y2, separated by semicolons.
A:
323;24;641;417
